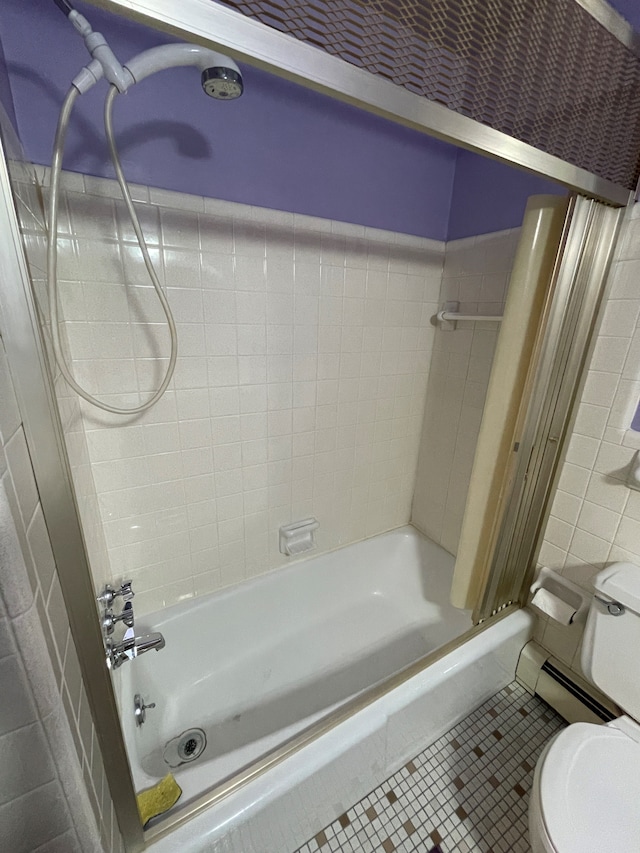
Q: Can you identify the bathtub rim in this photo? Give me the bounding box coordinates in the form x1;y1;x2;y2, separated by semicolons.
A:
144;602;521;845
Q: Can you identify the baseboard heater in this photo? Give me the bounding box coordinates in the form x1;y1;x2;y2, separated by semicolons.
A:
516;641;618;724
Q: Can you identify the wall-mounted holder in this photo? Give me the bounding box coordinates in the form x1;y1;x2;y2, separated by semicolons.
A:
279;518;319;556
434;300;504;331
530;566;590;626
436;301;459;331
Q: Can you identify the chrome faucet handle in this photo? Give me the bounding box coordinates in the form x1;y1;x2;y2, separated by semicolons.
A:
119;581;134;601
134;693;156;726
97;580;135;607
97;585;116;607
102;602;135;635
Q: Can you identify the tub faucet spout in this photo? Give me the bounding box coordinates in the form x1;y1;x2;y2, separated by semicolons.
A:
106;632;165;669
135;632;166;654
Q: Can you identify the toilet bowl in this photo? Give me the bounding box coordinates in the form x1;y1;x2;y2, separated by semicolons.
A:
529;717;640;852
529;563;640;853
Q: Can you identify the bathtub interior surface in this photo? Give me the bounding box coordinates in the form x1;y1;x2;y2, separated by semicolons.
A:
117;525;471;808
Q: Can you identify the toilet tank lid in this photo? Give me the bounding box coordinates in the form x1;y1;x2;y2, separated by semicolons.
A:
594;562;640;613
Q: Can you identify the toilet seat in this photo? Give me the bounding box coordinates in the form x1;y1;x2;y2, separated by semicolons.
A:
536;720;640;852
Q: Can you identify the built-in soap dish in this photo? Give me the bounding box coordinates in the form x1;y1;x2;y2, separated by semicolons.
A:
279;518;319;556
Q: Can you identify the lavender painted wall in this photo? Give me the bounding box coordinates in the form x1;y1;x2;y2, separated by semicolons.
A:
0;37;16;135
447;150;564;240
0;0;574;240
607;0;640;30
0;0;461;239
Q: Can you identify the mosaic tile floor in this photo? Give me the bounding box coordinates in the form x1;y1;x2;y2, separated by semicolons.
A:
294;682;566;853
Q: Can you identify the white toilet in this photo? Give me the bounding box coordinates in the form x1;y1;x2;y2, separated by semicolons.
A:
529;562;640;852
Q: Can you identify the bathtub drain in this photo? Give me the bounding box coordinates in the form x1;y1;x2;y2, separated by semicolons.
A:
163;728;207;767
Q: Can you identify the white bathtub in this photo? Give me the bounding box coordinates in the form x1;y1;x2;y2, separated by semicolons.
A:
116;526;533;852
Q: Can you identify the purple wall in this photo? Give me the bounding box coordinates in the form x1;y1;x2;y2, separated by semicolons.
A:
0;0;571;240
0;34;17;139
447;150;564;240
607;0;640;30
0;0;461;240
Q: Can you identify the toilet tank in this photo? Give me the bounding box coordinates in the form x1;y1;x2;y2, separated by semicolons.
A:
582;562;640;719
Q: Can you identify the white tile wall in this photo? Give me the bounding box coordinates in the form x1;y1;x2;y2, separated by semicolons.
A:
10;160;113;596
411;229;519;555
535;206;640;677
4;163;122;852
17;167;445;615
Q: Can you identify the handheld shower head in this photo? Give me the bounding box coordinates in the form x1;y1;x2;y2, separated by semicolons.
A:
124;43;243;99
52;16;245;414
201;66;243;100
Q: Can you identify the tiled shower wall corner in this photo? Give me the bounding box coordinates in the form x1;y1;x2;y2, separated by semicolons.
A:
0;320;120;851
535;205;640;680
17;167;444;615
10;161;113;597
411;229;519;555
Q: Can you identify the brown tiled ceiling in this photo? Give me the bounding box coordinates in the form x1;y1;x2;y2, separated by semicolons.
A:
216;0;640;191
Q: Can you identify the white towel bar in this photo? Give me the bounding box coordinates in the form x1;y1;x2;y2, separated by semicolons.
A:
437;309;503;323
435;301;503;329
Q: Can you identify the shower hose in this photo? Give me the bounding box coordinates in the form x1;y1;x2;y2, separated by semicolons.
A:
47;85;178;415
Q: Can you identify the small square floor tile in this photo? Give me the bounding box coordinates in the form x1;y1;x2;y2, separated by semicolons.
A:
293;682;565;853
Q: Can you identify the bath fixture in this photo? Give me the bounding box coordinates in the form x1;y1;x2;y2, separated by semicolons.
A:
117;527;476;803
48;1;243;415
124;44;243;101
163;728;208;767
102;600;134;636
435;301;504;330
97;581;135;636
117;558;529;849
97;580;134;607
106;631;166;669
134;693;156;727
